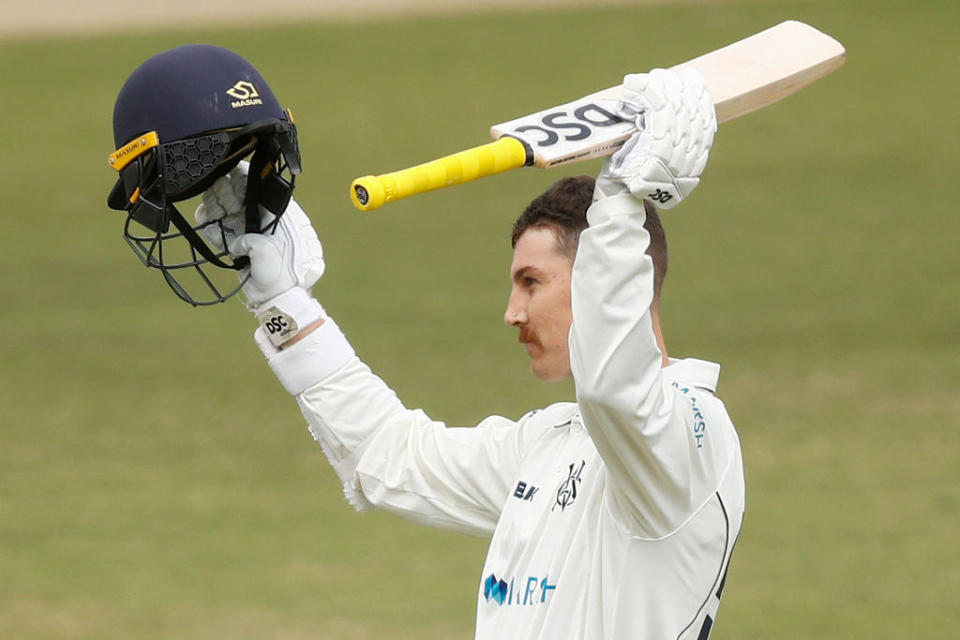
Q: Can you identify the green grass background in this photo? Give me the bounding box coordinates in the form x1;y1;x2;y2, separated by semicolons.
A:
1;0;958;637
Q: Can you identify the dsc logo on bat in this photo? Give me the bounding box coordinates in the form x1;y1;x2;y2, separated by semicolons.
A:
506;102;624;148
491;92;637;168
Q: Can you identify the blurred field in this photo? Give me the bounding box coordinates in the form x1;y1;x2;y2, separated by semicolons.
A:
1;0;958;638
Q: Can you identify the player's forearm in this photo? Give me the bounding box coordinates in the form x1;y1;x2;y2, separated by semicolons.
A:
569;193;663;408
294;355;418;511
295;356;518;533
255;313;403;468
261;322;426;511
260;316;517;531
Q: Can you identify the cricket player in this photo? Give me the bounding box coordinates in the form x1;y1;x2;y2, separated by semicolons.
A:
108;46;744;639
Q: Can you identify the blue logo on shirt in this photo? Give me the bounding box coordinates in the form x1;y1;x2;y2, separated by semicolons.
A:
672;382;707;448
483;573;557;606
484;574;509;605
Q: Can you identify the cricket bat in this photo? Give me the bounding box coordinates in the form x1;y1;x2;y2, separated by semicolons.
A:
350;20;845;212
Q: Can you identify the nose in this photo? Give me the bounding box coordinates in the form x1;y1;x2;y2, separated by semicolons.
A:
504;292;526;326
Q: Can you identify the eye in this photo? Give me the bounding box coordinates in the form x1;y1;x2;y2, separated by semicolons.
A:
523;276;539;289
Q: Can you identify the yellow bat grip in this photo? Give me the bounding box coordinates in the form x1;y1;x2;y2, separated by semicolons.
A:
350;136;531;212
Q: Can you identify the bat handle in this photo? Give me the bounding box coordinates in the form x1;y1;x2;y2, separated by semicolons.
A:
350;136;532;211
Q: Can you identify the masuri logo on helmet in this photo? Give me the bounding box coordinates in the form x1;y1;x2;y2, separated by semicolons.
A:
226;80;264;108
105;45;302;306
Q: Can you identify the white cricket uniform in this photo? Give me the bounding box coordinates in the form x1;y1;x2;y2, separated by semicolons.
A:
255;193;745;639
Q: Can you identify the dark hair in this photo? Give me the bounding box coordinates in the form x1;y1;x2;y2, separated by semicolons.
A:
511;175;668;303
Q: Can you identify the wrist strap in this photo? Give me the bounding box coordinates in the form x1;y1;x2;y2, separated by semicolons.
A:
254;288;325;348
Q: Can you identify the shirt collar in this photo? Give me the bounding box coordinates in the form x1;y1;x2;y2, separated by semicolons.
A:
664;358;721;393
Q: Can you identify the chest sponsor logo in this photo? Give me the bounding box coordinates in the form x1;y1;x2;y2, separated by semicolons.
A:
553;460;586;512
483;572;557;606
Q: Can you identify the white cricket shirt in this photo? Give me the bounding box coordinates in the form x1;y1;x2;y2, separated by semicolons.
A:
255;193;745;639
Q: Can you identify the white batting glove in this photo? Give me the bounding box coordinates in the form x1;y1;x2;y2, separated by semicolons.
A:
195;162;327;347
595;68;716;208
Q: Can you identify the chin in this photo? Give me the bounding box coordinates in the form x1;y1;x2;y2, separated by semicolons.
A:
531;360;572;383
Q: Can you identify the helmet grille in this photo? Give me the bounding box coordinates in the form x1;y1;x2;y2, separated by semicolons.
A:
162;132;232;199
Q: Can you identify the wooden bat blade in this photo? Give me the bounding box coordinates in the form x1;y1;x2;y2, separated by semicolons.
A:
685;20;846;122
490;20;846;169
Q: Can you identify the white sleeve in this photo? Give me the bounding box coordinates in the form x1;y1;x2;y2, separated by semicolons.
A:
256;318;530;537
569;194;734;537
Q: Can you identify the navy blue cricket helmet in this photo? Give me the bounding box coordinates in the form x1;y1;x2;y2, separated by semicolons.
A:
106;44;302;306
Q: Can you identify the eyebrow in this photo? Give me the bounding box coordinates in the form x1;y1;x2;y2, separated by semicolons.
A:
511;265;541;282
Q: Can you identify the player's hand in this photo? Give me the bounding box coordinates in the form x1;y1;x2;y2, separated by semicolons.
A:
196;162;326;348
195;161;326;309
595;68;716;208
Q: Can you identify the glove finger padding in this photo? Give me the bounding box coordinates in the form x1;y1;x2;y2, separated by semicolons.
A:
195;164;249;249
204;163;247;219
194;161;283;249
598;67;716;209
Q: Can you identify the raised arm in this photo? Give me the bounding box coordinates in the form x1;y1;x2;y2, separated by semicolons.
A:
570;70;734;537
196;164;535;536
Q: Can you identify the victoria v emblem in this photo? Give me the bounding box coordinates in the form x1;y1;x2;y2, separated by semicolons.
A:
553;460;586;511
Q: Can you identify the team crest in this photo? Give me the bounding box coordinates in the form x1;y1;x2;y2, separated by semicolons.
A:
554;460;586;511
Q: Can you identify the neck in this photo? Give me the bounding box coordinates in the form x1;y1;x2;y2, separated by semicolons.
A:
651;306;669;367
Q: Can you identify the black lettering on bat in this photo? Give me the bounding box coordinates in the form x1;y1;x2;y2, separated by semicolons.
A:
541;111;591;141
512;102;625;148
573;103;622;126
514;125;559;147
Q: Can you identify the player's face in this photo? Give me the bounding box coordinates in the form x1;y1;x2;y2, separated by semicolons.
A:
504;226;574;382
